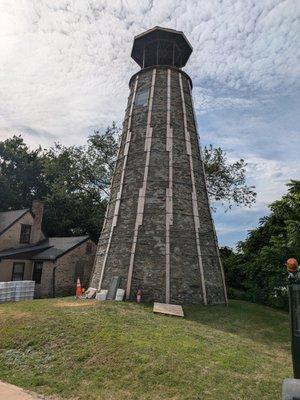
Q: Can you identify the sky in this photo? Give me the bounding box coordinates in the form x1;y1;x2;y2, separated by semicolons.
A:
0;0;299;247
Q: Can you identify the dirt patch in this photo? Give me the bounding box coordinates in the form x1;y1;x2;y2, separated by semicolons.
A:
9;311;33;319
54;300;97;308
15;311;33;317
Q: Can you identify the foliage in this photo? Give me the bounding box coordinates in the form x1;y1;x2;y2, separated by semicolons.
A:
0;136;47;210
41;124;119;241
0;298;291;400
222;180;300;309
219;247;246;291
203;145;256;210
0;124;255;241
0;125;119;242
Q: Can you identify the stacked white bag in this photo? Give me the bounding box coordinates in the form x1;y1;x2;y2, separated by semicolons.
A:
12;281;35;301
0;281;35;302
0;282;13;303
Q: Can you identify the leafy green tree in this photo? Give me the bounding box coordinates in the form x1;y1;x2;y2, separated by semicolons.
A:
42;124;119;241
223;180;300;309
203;145;256;209
0;136;47;211
0;123;256;242
219;247;246;291
0;126;118;242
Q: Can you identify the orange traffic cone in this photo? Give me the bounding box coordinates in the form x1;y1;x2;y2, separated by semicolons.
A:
75;277;82;298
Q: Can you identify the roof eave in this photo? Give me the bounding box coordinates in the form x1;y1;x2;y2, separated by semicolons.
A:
33;236;90;262
133;26;193;51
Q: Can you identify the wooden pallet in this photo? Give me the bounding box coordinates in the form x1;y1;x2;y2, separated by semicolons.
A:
153;302;184;317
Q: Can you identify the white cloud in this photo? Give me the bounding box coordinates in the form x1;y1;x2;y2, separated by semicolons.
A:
0;0;299;143
0;0;299;245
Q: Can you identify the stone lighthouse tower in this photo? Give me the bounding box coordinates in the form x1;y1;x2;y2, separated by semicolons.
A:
91;27;227;305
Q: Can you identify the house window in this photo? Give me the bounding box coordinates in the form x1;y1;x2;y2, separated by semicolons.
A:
86;242;92;254
20;224;31;244
135;88;149;107
32;262;43;284
12;262;25;281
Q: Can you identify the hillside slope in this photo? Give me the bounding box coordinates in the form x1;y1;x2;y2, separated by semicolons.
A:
0;298;292;400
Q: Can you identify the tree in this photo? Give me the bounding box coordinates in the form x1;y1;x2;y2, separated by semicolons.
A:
42;124;119;242
219;247;247;297
0;126;119;242
223;180;300;309
0;123;256;242
203;145;256;210
0;135;48;211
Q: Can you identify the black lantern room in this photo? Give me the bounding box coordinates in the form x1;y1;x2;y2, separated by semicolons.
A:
131;26;193;69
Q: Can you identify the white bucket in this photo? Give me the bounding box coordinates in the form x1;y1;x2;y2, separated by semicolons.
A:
96;289;108;301
115;288;125;301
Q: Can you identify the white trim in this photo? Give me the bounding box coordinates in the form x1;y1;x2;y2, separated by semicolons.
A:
97;76;139;291
165;69;173;304
179;73;207;305
126;69;157;300
187;81;228;304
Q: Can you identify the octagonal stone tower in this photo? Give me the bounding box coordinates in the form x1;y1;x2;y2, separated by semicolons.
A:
91;27;227;305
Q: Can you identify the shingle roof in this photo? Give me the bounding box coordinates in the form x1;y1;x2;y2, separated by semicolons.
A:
31;236;89;261
0;209;30;235
0;242;51;259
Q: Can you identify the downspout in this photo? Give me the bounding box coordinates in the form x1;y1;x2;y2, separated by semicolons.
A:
52;265;57;298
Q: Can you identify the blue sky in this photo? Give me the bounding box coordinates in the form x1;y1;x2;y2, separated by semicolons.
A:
0;0;299;247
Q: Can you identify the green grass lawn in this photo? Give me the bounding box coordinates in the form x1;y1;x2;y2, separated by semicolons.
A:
0;298;292;400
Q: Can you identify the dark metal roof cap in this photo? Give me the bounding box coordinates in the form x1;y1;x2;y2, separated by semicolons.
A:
131;26;193;68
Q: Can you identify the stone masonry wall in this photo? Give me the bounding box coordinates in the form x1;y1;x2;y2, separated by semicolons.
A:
52;239;96;297
36;240;96;298
91;66;227;305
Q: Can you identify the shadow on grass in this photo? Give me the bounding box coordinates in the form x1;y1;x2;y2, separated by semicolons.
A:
127;299;290;348
1;297;290;350
183;299;290;348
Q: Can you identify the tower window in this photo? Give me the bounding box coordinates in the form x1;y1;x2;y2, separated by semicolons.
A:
135;88;149;107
